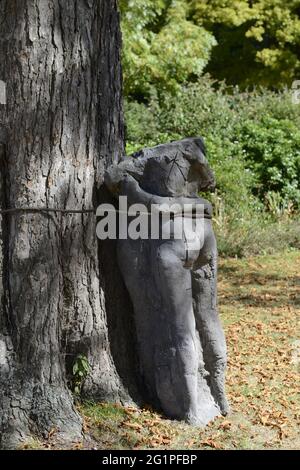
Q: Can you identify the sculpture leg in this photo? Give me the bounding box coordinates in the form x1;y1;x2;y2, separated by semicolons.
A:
150;239;203;423
192;233;229;416
117;239;159;402
118;237;220;425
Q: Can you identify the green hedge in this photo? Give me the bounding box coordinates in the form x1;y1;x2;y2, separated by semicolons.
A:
125;78;300;256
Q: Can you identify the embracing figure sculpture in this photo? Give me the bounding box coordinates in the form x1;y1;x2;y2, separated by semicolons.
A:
105;137;229;425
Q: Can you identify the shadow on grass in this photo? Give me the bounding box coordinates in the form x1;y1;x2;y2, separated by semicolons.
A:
219;263;300;309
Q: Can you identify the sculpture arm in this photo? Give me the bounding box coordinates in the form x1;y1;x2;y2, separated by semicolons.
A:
104;157;147;196
120;175;213;217
105;160;212;215
105;161;175;211
120;175;175;210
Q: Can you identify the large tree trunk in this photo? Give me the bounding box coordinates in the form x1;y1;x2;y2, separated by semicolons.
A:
0;0;132;449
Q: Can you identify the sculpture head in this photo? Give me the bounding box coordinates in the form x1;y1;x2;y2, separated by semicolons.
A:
132;137;216;197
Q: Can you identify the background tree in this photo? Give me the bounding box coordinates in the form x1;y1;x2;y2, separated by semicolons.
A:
191;0;300;88
121;0;300;260
0;0;135;449
120;0;216;100
121;0;300;95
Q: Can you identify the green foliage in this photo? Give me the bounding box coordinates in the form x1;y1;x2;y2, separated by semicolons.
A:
126;78;300;206
121;2;300;256
124;78;300;256
121;1;300;94
72;354;91;395
190;0;300;88
237;117;300;206
120;0;216;99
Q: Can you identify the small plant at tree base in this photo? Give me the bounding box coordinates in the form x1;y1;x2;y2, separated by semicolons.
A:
72;354;91;396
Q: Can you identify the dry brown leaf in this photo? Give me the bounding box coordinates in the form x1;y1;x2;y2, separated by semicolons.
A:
122;421;142;431
200;439;223;450
260;416;269;426
218;420;232;431
143;418;162;427
72;442;83;450
149;439;161;448
162;438;171;445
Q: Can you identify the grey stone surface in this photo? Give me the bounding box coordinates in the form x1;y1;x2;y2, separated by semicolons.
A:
105;138;229;425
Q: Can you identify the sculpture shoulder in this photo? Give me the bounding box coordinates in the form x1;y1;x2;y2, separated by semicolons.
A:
105;155;147;194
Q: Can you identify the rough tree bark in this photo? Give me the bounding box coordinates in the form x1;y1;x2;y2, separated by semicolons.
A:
0;0;133;449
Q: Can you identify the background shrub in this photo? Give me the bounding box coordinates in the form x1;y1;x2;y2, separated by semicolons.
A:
124;78;300;256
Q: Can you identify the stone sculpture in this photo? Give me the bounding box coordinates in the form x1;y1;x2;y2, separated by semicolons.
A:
105;137;229;425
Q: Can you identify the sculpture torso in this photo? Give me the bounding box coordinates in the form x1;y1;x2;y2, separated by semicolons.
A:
105;138;229;425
